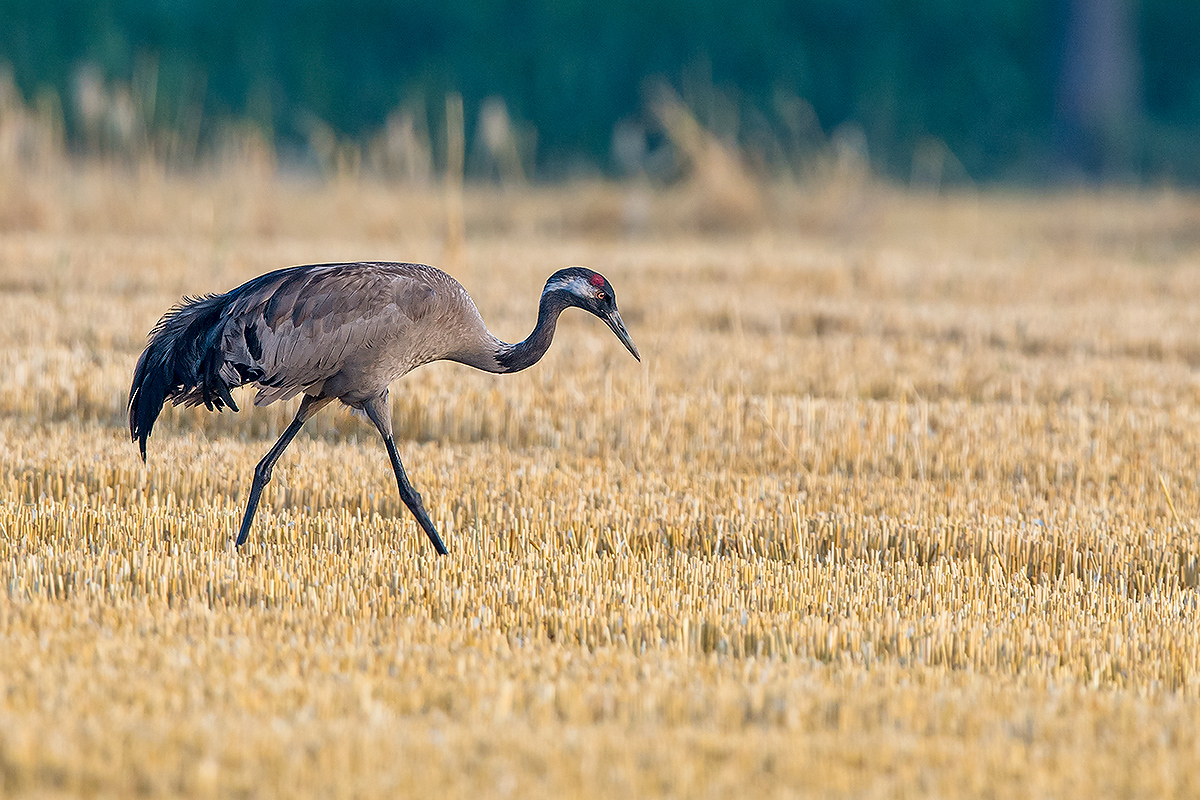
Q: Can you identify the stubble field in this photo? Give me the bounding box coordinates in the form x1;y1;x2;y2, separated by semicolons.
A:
2;167;1200;797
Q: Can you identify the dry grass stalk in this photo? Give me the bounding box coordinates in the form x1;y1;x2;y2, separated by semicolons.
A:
443;93;467;268
650;87;766;231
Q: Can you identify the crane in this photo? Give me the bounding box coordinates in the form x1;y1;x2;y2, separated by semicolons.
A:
128;262;640;554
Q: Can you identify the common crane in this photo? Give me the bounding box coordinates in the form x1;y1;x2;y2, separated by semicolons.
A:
128;262;640;554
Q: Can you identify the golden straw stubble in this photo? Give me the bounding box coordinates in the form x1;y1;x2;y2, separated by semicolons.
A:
1;171;1200;798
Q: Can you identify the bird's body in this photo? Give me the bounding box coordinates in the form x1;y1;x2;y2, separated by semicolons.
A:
129;261;639;554
199;262;499;409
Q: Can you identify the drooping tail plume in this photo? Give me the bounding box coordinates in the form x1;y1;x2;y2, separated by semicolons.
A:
128;293;239;460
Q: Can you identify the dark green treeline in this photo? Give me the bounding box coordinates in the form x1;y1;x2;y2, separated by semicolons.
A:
1;0;1197;183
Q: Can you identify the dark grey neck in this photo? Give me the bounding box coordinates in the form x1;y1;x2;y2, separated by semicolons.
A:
494;291;570;373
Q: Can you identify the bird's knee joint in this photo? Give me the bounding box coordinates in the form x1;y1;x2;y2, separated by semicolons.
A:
402;487;425;510
255;462;274;482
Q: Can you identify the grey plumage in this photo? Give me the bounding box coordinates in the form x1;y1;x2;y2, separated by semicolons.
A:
129;261;640;554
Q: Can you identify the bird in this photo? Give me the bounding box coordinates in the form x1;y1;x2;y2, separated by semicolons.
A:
128;262;640;554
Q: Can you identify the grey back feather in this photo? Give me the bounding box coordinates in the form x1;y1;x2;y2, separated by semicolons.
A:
130;261;506;456
218;262;497;406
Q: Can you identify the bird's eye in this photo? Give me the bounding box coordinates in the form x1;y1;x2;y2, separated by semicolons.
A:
596;290;607;301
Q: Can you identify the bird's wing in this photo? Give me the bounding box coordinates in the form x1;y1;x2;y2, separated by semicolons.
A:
217;263;439;405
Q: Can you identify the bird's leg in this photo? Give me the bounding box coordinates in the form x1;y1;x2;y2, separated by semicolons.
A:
362;394;449;556
236;394;329;547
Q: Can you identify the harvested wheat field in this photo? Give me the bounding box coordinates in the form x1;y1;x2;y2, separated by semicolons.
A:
3;167;1200;798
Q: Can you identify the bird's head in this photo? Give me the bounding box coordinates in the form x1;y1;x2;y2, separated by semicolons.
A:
543;267;640;361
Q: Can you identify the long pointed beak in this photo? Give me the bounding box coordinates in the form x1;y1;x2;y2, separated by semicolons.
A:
604;307;641;362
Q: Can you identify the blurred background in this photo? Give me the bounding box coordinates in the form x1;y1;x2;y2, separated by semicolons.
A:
0;0;1196;186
